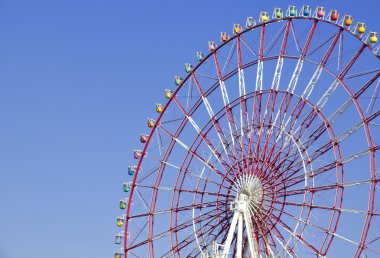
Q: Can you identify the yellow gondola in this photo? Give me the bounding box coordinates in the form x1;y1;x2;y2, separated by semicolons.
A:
165;89;173;99
116;216;124;227
369;32;378;43
357;23;366;34
156;103;164;113
233;24;242;35
148;118;155;128
260;11;269;22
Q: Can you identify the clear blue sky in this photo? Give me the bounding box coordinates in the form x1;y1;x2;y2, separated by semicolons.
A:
0;0;378;257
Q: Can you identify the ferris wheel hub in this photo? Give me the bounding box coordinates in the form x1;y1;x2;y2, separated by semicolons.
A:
233;174;263;215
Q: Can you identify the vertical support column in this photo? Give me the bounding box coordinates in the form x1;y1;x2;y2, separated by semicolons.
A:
243;211;257;258
236;214;243;258
222;211;240;257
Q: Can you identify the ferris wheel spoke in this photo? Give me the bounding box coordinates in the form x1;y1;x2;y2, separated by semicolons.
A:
280;78;380;170
269;145;380;192
135;183;232;198
272;234;297;258
247;24;266;175
251;203;282;256
308;30;340;58
186;166;232;192
262;112;320;176
134;187;151;211
267;219;298;258
247;91;262;171
316;44;367;109
266;24;318;155
222;39;237;75
128;200;218;220
256;25;293;167
212;51;242;168
271;217;301;257
135;167;159;185
249;118;310;177
239;36;259;57
366;78;380;114
286;120;380;174
272;108;379;178
236;36;250;165
265;203;358;253
271;23;292;92
272;179;372;197
255;24;265;93
273;199;380;216
346;68;380;80
263;209;308;254
157;124;235;184
184;157;234;192
263;210;321;255
277;98;315;149
316;71;377;126
289;21;301;53
193;71;219;81
288;20;318;94
171;96;234;173
160;116;186;125
270;202;379;254
191;73;240;173
256;123;311;183
264;22;287;56
257;98;296;179
254;114;290;176
137;156;230;193
301;29;343;101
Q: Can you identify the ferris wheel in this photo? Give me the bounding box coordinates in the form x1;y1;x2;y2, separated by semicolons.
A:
114;5;380;258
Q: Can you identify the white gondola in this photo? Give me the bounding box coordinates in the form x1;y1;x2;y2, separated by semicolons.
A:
246;17;256;28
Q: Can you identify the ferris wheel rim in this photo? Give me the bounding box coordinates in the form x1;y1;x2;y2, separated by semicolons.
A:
122;13;380;258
